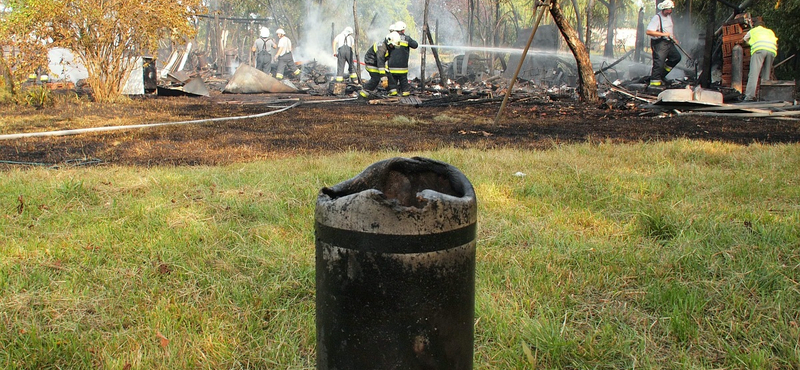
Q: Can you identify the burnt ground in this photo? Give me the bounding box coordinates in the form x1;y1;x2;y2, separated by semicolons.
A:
1;92;799;168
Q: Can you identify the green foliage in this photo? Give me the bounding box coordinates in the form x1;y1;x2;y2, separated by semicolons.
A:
636;206;682;243
21;85;54;108
55;178;90;201
754;1;800;47
645;281;708;343
753;0;800;79
0;82;84;107
0;0;206;103
0;80;14;105
0;57;15;99
0;91;12;105
0;8;50;94
687;0;799;79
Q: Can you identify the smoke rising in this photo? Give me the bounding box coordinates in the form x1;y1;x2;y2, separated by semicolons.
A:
286;0;420;77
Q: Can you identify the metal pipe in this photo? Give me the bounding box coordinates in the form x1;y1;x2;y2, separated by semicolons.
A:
773;54;796;69
315;157;478;370
732;44;744;93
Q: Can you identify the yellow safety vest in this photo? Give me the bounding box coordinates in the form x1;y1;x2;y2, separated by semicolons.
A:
748;26;778;56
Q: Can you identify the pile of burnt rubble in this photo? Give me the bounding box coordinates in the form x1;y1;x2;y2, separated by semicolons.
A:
152;56;798;119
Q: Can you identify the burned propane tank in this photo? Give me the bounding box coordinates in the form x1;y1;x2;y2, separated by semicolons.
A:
315;156;478;370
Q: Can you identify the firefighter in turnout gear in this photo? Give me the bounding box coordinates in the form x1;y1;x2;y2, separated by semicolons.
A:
742;18;778;101
333;26;358;82
358;32;401;99
251;27;276;75
386;21;418;96
645;0;681;88
273;28;301;80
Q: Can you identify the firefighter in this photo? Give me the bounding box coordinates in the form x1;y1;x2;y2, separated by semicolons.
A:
645;0;681;88
742;18;778;101
332;26;358;82
273;28;301;80
386;21;418;96
358;32;401;99
251;27;275;75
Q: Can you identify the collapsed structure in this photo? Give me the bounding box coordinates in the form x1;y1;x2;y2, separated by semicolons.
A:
16;0;781;117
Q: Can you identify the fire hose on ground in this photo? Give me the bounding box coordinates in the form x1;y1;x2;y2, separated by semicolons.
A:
0;98;352;141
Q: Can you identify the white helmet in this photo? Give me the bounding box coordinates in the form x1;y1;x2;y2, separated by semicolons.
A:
657;0;674;10
276;28;285;35
344;26;353;35
394;21;407;32
386;31;402;46
388;22;398;32
260;27;270;38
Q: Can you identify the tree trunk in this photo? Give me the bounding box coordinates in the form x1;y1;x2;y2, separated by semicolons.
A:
570;0;584;43
701;0;715;88
0;56;15;95
550;0;598;103
634;7;645;63
421;0;430;87
493;0;501;71
272;0;297;45
424;28;446;83
468;0;475;46
585;0;594;52
603;0;617;58
214;12;221;69
494;0;500;48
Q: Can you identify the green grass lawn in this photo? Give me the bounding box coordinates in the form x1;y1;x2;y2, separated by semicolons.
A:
2;140;799;369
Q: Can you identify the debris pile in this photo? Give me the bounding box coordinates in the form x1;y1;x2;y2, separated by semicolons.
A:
103;10;793;118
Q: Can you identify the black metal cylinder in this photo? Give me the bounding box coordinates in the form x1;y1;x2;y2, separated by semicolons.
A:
315;157;477;370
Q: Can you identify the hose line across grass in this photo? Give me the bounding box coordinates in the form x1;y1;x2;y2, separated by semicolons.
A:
0;101;307;141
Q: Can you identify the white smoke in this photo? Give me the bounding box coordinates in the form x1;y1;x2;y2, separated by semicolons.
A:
205;0;220;12
294;0;337;72
409;1;467;47
290;0;395;77
254;0;447;79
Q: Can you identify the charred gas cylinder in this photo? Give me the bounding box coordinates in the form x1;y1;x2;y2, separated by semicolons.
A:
315;157;477;370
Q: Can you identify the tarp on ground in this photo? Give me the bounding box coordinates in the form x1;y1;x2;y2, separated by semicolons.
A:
223;64;298;93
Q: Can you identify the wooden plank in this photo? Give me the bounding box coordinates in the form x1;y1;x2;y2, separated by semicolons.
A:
400;96;423;105
368;98;400;105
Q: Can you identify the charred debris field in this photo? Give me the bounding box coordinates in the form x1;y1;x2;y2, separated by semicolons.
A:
1;92;799;168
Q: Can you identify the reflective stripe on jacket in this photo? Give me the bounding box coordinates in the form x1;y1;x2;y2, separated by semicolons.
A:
748;26;778;56
363;42;389;73
386;67;409;74
387;34;418;74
